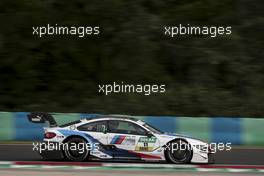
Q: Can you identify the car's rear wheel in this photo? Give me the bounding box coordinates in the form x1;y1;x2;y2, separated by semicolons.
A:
165;139;193;164
63;137;90;161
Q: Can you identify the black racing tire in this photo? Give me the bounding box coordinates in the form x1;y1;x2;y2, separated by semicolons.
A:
165;139;193;164
63;137;90;162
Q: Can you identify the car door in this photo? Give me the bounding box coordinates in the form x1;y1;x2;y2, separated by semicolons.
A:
77;120;108;144
107;120;159;152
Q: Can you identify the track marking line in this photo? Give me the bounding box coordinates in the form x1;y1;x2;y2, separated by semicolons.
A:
227;169;256;172
73;166;101;170
103;163;195;168
41;165;70;169
10;165;37;168
1;162;264;173
196;168;223;172
0;162;12;165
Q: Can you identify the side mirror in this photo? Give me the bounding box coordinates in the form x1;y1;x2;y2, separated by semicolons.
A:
146;131;153;138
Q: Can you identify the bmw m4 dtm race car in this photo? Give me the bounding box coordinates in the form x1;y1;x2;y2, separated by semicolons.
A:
28;112;214;164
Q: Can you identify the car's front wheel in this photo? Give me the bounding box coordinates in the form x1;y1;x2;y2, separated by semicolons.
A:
63;137;90;162
165;139;193;164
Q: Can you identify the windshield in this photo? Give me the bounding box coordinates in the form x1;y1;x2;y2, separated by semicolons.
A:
143;123;163;134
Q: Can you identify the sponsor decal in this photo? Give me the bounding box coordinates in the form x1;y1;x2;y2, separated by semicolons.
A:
57;135;64;138
110;135;126;144
110;135;136;145
135;137;157;152
123;136;136;145
138;137;157;143
128;151;162;159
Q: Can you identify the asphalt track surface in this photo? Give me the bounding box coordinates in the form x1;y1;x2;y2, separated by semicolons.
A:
0;143;263;165
0;169;263;176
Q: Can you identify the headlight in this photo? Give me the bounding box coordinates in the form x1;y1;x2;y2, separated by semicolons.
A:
195;144;209;152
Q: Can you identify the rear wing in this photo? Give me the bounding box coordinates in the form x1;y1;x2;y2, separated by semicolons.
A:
27;112;57;127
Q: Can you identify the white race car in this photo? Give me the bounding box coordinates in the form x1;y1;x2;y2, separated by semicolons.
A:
28;112;213;164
